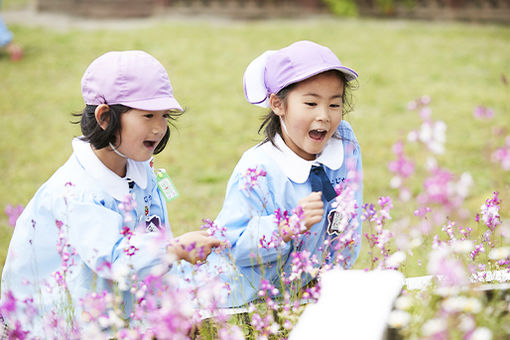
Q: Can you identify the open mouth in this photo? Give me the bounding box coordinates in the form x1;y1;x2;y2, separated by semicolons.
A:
144;141;157;149
308;129;327;141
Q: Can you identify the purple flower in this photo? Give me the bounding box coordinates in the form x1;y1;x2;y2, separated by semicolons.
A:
7;320;30;340
5;204;24;227
473;105;494;120
479;192;501;231
421;168;453;205
491;137;510;171
125;245;139;257
0;290;17;316
241;166;267;191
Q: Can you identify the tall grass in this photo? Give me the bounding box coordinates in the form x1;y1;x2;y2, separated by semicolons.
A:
1;16;509;276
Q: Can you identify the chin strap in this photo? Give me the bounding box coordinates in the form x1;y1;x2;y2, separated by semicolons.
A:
280;117;289;135
109;142;128;159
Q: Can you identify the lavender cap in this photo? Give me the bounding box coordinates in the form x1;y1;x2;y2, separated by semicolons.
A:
81;50;182;111
243;40;358;108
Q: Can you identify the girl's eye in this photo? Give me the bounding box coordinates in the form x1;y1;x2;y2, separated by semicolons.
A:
330;104;341;108
305;102;317;107
163;113;171;119
144;114;154;118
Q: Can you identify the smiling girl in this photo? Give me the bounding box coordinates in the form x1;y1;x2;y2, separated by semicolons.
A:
0;50;220;335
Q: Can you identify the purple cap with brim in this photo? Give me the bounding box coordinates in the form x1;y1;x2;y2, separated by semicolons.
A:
81;50;183;112
243;40;358;108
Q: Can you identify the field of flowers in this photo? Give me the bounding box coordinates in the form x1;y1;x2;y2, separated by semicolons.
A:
1;13;510;339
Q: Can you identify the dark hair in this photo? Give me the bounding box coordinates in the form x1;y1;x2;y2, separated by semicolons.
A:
258;70;358;146
72;104;182;155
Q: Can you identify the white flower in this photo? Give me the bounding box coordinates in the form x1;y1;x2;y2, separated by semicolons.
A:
410;237;423;248
459;315;475;332
472;327;493;340
422;318;447;336
390;176;402;189
112;263;130;291
443;296;481;314
453;240;474;254
399;188;411;202
435;286;461;297
443;296;466;313
425;156;437;171
387;310;411;328
387;251;406;268
407;130;418;142
463;297;482;313
269;322;280;334
429;141;445;154
456;172;473;198
419;122;432;143
488;247;510;260
394;296;413;311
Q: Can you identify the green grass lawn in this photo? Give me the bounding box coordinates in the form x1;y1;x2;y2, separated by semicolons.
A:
1;16;509;277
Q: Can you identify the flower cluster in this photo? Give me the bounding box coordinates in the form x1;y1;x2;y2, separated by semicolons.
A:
241;166;267;191
407;96;447;155
388;140;415;201
2;95;510;339
491;136;510;171
4;204;23;227
362;196;395;270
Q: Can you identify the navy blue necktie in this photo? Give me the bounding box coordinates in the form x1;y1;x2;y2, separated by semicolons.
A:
309;165;337;202
126;177;135;189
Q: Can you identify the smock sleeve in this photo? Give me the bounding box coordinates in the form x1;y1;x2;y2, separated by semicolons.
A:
216;168;292;268
55;190;171;283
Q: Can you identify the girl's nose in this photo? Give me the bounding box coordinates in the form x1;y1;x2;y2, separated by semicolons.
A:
316;106;330;122
153;119;167;135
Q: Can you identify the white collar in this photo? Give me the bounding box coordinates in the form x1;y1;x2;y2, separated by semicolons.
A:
260;133;343;183
72;138;148;201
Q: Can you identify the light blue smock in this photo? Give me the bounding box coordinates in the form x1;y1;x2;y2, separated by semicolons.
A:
173;120;363;308
0;16;12;47
0;0;13;47
1;138;172;336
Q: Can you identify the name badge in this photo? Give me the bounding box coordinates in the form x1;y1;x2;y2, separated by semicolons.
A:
156;169;179;202
327;210;345;236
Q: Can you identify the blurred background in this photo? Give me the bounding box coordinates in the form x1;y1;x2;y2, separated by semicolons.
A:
1;0;509;275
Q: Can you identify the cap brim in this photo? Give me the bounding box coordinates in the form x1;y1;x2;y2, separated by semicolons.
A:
279;65;358;93
336;66;358;82
120;97;183;112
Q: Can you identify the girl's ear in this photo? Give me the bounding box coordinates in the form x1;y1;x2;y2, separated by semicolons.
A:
269;94;285;117
94;104;111;130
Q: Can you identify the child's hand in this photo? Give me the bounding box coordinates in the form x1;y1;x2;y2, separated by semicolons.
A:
279;192;324;242
300;191;324;228
168;230;222;264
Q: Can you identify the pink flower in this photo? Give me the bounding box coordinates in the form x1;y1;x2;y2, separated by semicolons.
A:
491;137;510;170
421;168;453;205
428;247;468;287
125;245;139;257
478;191;501;231
0;290;17;316
241;167;267;191
5;204;24;227
7;321;30;340
473;105;494;120
118;194;137;216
